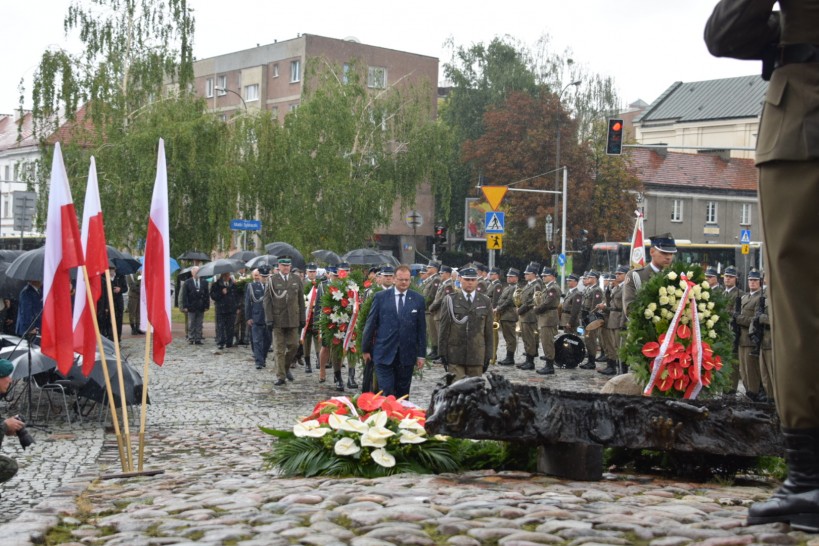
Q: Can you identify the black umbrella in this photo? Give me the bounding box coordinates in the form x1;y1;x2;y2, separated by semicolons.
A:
177;265;196;282
245;255;278;269
11;348;59;380
0;260;27;300
311;250;341;265
6;247;47;282
1;342;32;366
196;258;247;279
342;248;400;266
0;250;24;264
0;334;23;349
107;246;142;275
264;242;305;270
230;250;259;262
69;353;143;404
178;250;210;262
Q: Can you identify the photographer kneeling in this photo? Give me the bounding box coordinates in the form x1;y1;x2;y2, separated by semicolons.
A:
0;359;25;483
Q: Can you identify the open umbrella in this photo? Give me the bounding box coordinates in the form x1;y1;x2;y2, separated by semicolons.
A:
245;254;278;269
0;334;23;349
196;258;246;279
177;265;196;282
311;250;341;265
107;246;142;275
230;250;259;262
177;250;210;262
6;247;47;282
342;248;399;266
136;255;180;275
68;353;143;404
11;348;60;380
264;242;305;270
0;260;27;300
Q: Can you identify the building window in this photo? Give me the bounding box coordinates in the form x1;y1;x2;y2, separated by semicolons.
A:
3;165;8;181
706;201;718;224
290;60;301;83
740;203;752;226
342;63;350;84
205;78;214;98
245;84;259;102
272;64;279;78
3;200;8;219
218;114;228;122
671;199;683;222
217;76;227;95
289;103;299;112
368;66;387;89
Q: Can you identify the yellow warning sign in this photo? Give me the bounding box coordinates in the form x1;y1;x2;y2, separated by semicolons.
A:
487;234;503;250
481;186;508;211
741;244;750;255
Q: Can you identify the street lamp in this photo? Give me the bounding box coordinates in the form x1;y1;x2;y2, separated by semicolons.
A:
214;86;248;114
545;214;553;242
554;80;581;250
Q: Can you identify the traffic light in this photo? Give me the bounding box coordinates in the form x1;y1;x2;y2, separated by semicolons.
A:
434;225;447;248
606;118;624;155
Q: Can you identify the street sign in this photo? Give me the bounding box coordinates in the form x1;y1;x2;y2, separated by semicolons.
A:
740;229;751;244
481;186;507;211
13;191;36;232
405;210;423;229
230;219;262;231
558;253;566;267
485;211;505;234
486;234;503;250
741;244;750;255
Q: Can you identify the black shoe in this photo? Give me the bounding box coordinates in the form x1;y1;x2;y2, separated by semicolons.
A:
334;371;345;392
189;340;194;345
194;340;203;345
347;368;358;389
598;360;617;376
498;352;516;366
536;360;555;375
286;371;295;382
304;361;312;374
256;364;264;370
579;360;596;370
217;345;224;350
519;357;535;371
596;354;607;362
539;356;547;361
273;379;287;386
427;347;439;360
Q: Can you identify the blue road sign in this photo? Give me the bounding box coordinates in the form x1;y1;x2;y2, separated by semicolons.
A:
740;229;751;244
558;253;566;267
230;219;262;231
485;211;505;234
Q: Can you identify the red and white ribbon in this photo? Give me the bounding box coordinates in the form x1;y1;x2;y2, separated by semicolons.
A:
301;284;317;342
343;291;359;351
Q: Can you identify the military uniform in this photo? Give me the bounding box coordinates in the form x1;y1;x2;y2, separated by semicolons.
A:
721;275;744;392
736;285;763;397
127;274;142;335
600;270;626;375
560;277;583;332
751;285;774;400
245;275;271;369
579;274;604;369
264;266;305;383
622;265;659;317
706;1;819;530
534;271;561;375
438;287;494;380
515;268;540;370
495;270;520;365
422;265;442;359
302;274;321;372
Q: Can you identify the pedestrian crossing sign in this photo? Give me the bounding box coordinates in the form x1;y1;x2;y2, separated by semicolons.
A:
485;211;505;233
487;234;503;250
740;229;751;244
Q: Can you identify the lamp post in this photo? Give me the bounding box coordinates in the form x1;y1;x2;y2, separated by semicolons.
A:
554;80;581;251
214;86;248;115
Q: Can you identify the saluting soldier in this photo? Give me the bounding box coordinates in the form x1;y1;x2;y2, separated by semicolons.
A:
495;268;520;366
515;264;540;371
263;256;306;386
560;273;583;333
720;266;744;393
735;268;763;401
534;267;561;375
579;271;605;370
438;267;494;380
423;261;443;360
622;234;677;316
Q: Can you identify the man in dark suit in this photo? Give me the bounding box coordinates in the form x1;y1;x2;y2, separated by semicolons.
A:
182;266;209;345
362;264;426;398
706;2;819;531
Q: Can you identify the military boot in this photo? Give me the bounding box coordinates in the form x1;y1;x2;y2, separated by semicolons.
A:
427;346;439;360
346;367;358;389
333;371;345;392
536;359;555;375
304;357;312;374
747;427;819;532
519;355;535;371
598;359;617;375
498;351;516;366
579;357;596;370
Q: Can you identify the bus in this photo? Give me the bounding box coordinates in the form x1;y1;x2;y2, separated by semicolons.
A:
590;240;764;287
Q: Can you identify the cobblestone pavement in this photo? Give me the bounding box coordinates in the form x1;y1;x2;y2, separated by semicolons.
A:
0;325;816;546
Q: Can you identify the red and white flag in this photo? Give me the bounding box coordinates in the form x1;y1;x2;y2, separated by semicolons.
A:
42;143;84;375
629;210;646;269
140;138;172;365
72;157;108;376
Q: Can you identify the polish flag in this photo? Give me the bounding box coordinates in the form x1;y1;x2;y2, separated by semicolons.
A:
629;210;646;269
72;157;108;376
141;138;172;365
42;143;84;375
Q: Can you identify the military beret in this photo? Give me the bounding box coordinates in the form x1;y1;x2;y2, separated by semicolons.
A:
506;268;520;277
650;233;678;253
704;267;718;277
723;266;738;277
0;359;13;379
460;267;478;279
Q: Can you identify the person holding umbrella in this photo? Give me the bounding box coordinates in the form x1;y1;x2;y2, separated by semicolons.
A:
16;281;42;337
210;272;240;350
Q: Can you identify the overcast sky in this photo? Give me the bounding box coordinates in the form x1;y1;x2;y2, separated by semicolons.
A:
2;0;759;116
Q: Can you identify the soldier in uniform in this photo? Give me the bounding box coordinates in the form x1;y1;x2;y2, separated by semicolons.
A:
127;273;143;335
756;275;774;403
438;267;494;380
560;273;583;333
705;267;720;291
579;271;605;370
0;359;24;484
488;267;504;307
428;265;455;320
515;264;540;371
599;267;627;375
474;263;490;295
495;268;520;366
246;267;272;369
622;233;677;316
423;261;443;360
263;256;306;386
534;267;561;375
379;266;394;290
718;266;744;393
735;268;764;400
301;263;321;374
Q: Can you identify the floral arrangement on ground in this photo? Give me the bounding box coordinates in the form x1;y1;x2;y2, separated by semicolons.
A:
261;392;464;477
620;262;735;398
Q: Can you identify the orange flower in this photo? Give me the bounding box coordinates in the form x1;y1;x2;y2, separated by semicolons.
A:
357;392;385;411
642;342;660;358
667;362;684;380
677;324;691;339
323;306;333;314
658;375;674;391
341;298;349;307
673;375;690;392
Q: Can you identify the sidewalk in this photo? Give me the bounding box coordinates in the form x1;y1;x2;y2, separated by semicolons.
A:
0;327;815;546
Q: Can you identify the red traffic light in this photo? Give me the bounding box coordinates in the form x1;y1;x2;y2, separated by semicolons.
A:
611;121;622;132
606;118;624;155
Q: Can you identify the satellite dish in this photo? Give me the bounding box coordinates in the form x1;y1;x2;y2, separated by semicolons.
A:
343;36;361;43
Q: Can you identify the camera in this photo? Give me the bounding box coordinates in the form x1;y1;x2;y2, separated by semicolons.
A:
13;416;34;450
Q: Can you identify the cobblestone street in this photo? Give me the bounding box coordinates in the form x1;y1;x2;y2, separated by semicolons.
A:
0;324;815;546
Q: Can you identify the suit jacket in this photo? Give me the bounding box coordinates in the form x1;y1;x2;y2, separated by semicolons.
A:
362;287;426;367
183;277;210;312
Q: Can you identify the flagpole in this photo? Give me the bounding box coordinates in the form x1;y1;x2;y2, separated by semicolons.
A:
138;325;153;471
103;268;134;471
81;265;128;472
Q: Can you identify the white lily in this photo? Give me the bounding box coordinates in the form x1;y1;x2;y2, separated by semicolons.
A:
332;290;344;301
399;430;427;444
338;418;368;434
334;437;361;456
360;431;388;448
293;420;330;438
328;413;347;430
364;410;388;428
371;448;396;468
398;417;426;432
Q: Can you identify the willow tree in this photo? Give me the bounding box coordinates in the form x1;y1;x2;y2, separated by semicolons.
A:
233;59;454;253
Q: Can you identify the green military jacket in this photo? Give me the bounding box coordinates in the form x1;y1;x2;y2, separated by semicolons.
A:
516;281;539;324
438;290;494;368
606;282;625;330
560;286;583;330
263;273;305;329
423;273;442;310
496;283;519;322
736;289;763;347
534;280;561;328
